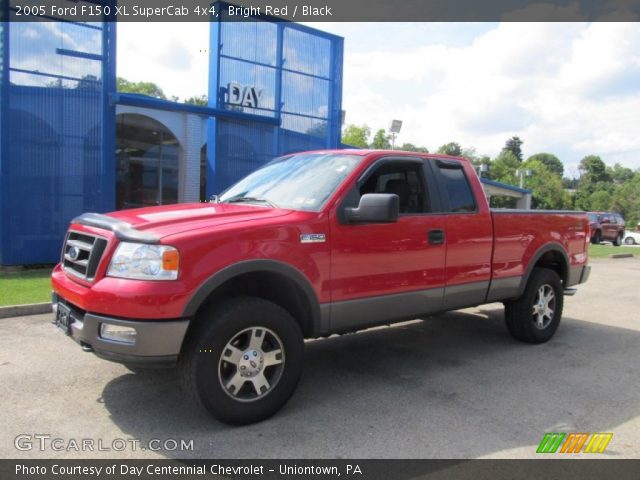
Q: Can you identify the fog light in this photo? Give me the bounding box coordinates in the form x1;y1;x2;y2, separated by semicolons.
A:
100;323;136;344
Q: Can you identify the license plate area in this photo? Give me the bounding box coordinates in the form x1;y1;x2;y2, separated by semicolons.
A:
55;303;73;335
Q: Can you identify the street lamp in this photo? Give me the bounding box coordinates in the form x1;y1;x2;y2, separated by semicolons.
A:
389;119;403;149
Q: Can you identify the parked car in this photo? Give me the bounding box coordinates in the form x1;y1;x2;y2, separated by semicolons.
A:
51;150;591;425
587;211;625;246
623;230;640;245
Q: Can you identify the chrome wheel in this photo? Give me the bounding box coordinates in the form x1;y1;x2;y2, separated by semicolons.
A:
625;237;636;245
218;327;285;402
532;284;555;330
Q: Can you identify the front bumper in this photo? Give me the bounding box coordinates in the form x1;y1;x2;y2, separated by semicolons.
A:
52;293;190;366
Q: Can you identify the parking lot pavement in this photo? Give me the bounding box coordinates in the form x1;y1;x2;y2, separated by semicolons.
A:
1;257;639;460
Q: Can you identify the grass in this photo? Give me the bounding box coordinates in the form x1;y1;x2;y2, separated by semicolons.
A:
588;243;638;258
0;269;52;307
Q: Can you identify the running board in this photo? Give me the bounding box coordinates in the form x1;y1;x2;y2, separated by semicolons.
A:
563;288;577;296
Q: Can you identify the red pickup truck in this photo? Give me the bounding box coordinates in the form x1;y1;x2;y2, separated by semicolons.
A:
51;150;590;424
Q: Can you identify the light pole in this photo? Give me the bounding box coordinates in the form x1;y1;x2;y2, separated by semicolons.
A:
389;119;403;149
515;169;532;188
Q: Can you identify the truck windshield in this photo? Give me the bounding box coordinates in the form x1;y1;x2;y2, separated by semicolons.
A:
218;153;362;211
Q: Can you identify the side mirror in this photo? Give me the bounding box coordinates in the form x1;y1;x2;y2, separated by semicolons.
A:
345;194;399;224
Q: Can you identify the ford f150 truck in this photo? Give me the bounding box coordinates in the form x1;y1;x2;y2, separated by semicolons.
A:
51;150;591;424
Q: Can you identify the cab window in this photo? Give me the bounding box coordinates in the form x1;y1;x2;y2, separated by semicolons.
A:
358;162;430;214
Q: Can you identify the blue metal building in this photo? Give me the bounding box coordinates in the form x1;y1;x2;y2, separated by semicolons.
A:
0;7;344;265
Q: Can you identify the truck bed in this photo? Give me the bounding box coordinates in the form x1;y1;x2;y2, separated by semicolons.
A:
489;209;590;298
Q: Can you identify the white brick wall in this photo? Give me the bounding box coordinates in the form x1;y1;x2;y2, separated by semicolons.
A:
179;112;206;203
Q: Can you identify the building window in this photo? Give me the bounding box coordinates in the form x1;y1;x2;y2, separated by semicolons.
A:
116;114;180;209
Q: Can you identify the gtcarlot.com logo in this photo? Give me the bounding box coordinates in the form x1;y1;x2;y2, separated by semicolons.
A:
536;432;613;454
14;434;194;452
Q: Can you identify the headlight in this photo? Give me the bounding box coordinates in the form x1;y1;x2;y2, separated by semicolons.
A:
107;243;180;280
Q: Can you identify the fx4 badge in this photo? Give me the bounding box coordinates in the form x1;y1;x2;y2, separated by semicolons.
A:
300;233;326;244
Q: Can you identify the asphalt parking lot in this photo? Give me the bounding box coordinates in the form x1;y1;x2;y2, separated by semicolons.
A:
1;257;639;459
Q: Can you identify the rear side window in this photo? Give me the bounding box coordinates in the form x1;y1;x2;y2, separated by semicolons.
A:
437;165;476;213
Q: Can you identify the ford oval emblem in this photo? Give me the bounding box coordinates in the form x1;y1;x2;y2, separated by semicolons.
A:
68;246;80;260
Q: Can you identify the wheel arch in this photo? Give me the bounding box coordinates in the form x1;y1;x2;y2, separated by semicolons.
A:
516;243;569;297
182;260;322;339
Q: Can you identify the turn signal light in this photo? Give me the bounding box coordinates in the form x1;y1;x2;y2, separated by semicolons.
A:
162;249;180;271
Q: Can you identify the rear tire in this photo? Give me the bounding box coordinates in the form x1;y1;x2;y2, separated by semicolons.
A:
504;268;564;344
625;236;636;245
613;233;623;246
179;297;304;425
591;230;601;245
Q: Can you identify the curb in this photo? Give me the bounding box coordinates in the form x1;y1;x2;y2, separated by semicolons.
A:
609;253;634;259
0;303;52;319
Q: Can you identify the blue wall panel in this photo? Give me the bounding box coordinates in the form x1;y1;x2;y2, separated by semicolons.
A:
1;15;115;265
1;8;341;264
0;11;6;265
208;12;344;196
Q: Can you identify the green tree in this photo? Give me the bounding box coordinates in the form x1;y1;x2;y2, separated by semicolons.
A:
491;150;521;186
574;155;612;210
578;155;610;184
588;190;612;211
525;160;570;209
502;136;524;161
341;124;370;148
526;153;563;177
400;143;429;153
608;163;634;184
117;77;167;99
437;142;463;156
611;172;640;228
184;94;208;106
562;177;579;189
471;155;493;179
370;129;391;149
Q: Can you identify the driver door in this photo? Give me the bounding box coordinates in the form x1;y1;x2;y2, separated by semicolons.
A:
328;158;446;332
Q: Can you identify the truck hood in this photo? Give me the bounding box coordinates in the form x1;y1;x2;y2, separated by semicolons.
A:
102;203;293;239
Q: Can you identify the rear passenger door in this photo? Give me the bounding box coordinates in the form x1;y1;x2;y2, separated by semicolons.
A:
430;159;493;309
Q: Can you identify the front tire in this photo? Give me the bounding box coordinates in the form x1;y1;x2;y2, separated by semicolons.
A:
591;230;601;245
504;268;564;344
625;236;636;245
180;297;304;425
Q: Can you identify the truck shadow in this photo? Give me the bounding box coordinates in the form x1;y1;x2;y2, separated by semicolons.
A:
101;305;640;458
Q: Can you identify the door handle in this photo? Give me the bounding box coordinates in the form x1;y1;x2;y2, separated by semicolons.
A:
428;229;445;245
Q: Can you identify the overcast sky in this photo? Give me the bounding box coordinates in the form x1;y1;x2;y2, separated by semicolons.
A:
118;22;640;176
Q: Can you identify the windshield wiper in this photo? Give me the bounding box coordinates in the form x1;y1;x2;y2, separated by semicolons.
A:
224;196;279;208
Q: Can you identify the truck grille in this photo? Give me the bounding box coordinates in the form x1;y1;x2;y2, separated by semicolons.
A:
62;231;108;281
